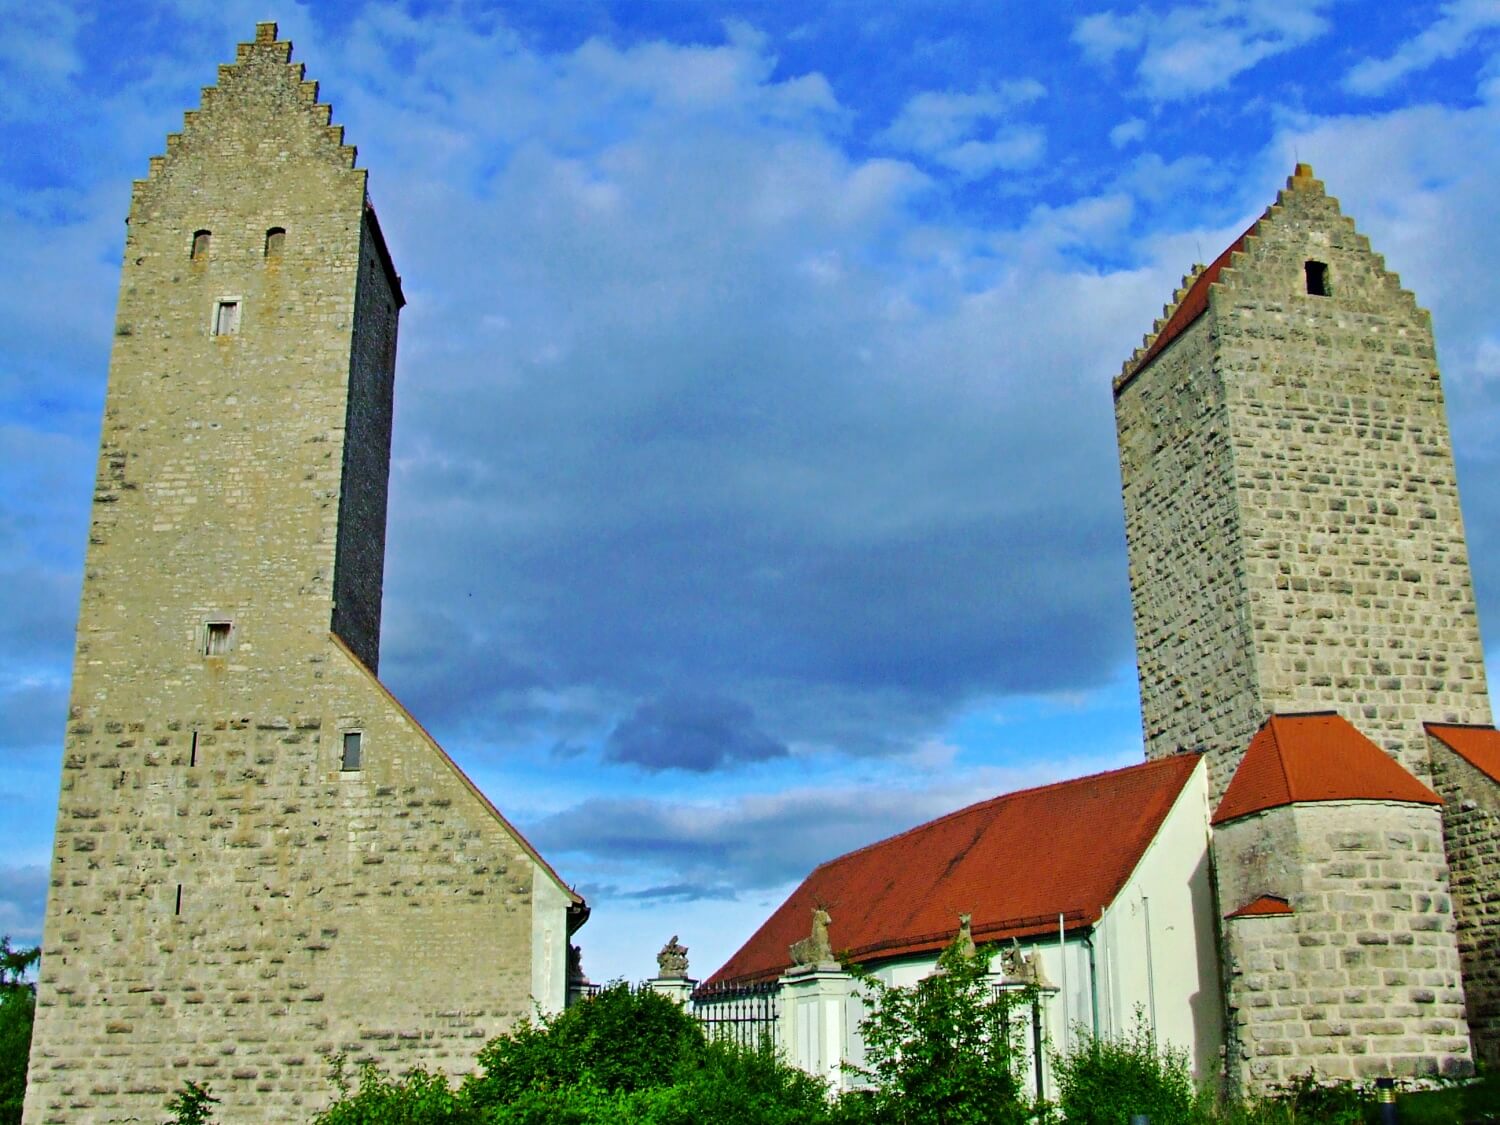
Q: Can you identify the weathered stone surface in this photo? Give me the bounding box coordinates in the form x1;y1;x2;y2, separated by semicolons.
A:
1116;166;1491;799
1115;166;1490;1090
23;24;579;1125
1429;733;1500;1069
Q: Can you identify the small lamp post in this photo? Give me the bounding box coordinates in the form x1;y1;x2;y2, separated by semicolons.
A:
1375;1075;1398;1124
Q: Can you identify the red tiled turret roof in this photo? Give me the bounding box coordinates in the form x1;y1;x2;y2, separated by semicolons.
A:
1213;712;1441;825
1225;894;1293;920
1426;723;1500;784
703;755;1203;988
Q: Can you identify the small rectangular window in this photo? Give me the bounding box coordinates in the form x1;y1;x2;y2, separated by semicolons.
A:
214;300;240;336
264;227;285;258
1304;260;1330;297
191;230;211;260
204;621;232;656
341;731;363;771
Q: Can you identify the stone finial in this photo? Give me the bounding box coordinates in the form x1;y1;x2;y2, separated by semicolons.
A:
955;913;977;959
789;907;834;966
1287;163;1323;192
255;22;279;44
656;935;689;979
568;943;588;986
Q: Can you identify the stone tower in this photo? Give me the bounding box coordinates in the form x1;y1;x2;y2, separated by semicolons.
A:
1114;164;1491;799
24;25;585;1124
1115;165;1499;1087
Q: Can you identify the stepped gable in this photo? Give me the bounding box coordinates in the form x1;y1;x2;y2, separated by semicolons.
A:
1225;894;1293;919
1213;712;1441;825
1427;723;1500;783
137;22;357;190
704;755;1200;987
1114;163;1413;394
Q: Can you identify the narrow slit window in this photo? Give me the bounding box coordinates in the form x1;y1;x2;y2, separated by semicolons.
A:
341;731;363;771
204;621;232;656
213;300;240;336
189;730;198;767
264;227;285;258
1304;260;1330;296
191;230;211;259
174;884;183;915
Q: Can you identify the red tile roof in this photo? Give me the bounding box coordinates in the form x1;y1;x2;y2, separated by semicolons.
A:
703;756;1203;988
1225;894;1293;920
1426;723;1500;784
1213;713;1441;825
1120;220;1257;385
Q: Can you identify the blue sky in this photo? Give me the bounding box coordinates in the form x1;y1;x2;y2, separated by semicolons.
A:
3;0;1500;984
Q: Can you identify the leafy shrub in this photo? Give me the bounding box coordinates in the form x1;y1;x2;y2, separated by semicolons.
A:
1050;1014;1196;1125
463;983;702;1108
844;940;1037;1125
314;1057;479;1125
0;938;39;1125
163;1079;219;1125
1264;1071;1368;1124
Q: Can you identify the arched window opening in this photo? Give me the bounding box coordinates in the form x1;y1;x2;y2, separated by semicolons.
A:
264;227;285;258
191;229;211;260
1304;260;1330;297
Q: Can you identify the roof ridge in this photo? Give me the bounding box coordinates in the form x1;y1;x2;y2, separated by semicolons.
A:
1266;715;1295;805
809;754;1199;874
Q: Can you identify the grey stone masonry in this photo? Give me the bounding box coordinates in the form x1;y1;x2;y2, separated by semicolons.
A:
1115;165;1491;802
1216;802;1472;1093
1427;728;1500;1068
23;24;582;1124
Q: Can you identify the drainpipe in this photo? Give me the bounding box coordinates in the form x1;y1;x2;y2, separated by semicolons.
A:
1058;913;1068;1055
1082;929;1101;1036
1142;894;1158;1038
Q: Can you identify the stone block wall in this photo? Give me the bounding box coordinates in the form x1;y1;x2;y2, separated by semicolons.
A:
1115;311;1262;800
25;641;564;1123
24;25;580;1124
1428;733;1500;1068
1115;167;1492;800
1215;801;1471;1092
1215;173;1491;784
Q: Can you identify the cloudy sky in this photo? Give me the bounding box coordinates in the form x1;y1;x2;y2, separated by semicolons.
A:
4;0;1500;983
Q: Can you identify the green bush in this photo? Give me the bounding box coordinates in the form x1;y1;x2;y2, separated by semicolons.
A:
1050;1015;1197;1125
0;938;39;1125
314;1057;479;1125
317;983;834;1124
844;940;1037;1125
463;983;701;1107
163;1080;219;1125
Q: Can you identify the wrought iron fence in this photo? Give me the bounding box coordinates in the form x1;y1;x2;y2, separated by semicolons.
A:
690;980;781;1048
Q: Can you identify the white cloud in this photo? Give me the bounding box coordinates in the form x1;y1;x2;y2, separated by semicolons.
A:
879;82;1047;177
1110;117;1148;148
1072;0;1334;102
1344;0;1500;95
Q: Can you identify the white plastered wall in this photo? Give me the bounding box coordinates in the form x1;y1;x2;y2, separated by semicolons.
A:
1093;755;1223;1080
530;866;572;1015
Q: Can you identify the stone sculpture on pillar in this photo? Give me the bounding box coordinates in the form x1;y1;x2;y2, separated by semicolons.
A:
788;907;836;969
656;935;690;979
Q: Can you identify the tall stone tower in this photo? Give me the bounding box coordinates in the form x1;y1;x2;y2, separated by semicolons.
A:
1115;165;1499;1087
1114;164;1491;799
25;25;585;1124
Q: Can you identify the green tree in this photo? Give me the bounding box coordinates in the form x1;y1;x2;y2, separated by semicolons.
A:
314;1058;478;1125
463;983;701;1109
0;937;39;1125
163;1079;219;1125
1049;1014;1197;1125
841;940;1037;1125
